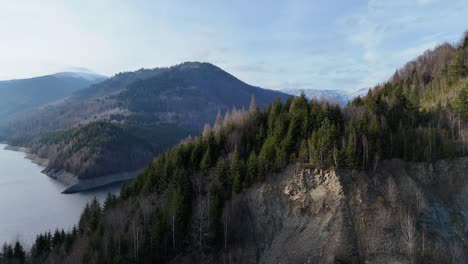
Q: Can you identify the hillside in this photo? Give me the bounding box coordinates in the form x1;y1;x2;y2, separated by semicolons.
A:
0;72;105;119
377;33;468;110
31;122;155;180
4;62;290;184
28;87;466;263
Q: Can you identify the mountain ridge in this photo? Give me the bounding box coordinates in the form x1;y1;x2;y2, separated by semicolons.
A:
280;87;368;105
4;61;291;189
0;72;105;119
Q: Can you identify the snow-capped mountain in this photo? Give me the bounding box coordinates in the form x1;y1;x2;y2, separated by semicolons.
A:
280;87;368;106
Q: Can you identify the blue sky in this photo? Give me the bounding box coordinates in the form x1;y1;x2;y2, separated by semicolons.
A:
0;0;467;90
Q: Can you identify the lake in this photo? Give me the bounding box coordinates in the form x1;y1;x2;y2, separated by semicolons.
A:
0;144;120;247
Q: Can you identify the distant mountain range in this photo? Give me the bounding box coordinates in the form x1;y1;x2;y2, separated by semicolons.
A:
0;72;106;118
280;87;369;105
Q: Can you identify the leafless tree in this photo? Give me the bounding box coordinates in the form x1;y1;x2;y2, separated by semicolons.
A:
385;176;399;208
373;153;380;173
202;123;212;138
421;224;427;257
362;134;369;167
222;201;230;251
414;189;427;215
449;241;464;264
249;94;258;112
193;174;208;259
400;210;417;263
376;204;391;229
132;216;139;261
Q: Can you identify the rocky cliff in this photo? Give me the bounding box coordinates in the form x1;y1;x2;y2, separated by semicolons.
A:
213;158;467;263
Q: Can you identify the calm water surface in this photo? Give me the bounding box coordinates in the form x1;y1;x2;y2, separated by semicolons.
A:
0;144;120;247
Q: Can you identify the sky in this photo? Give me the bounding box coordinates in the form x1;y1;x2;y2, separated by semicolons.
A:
0;0;467;90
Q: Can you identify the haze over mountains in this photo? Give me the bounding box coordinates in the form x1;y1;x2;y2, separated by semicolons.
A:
280;87;369;106
0;72;105;119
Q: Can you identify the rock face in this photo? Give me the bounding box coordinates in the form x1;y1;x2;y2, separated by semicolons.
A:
216;158;468;264
224;166;356;264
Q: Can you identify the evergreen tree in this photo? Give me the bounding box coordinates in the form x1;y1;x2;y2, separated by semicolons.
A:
208;183;223;245
231;148;244;193
246;151;258;185
13;241;25;263
299;139;309;163
169;169;192;248
200;146;212;173
452;86;468;117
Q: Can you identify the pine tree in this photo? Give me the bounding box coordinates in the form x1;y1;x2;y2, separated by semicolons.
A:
257;156;266;182
208;183;223;245
452;86;468;117
170;170;189;249
299;139;309;163
13;241;25;263
246;151;258;185
200;146;212;173
231;148;244;193
103;192;117;210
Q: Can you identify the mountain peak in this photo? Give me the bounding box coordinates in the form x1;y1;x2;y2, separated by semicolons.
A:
171;61;220;71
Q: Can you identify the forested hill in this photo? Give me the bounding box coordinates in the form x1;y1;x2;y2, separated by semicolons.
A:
371;32;468;110
0;72;105;119
32;122;155;180
5;62;290;180
8;32;467;264
114;62;290;128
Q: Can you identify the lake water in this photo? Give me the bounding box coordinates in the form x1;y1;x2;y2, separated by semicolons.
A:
0;144;120;247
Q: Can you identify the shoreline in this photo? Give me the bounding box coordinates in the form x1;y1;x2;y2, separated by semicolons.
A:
3;144;136;193
61;169;141;194
4;145;50;168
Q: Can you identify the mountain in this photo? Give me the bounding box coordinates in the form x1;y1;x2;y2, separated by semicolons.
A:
0;72;106;118
280;87;368;105
4;62;291;189
14;32;467;264
52;72;107;81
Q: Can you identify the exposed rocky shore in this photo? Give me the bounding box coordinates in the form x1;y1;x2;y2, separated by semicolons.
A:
61;169;140;194
3;144;137;193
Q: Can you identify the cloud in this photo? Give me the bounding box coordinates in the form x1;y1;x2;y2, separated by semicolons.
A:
64;66;97;74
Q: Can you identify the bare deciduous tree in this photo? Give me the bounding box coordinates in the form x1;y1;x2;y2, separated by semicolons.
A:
449;241;464;264
400;211;417;263
386;176;399;208
415;189;427;215
376;204;391;229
